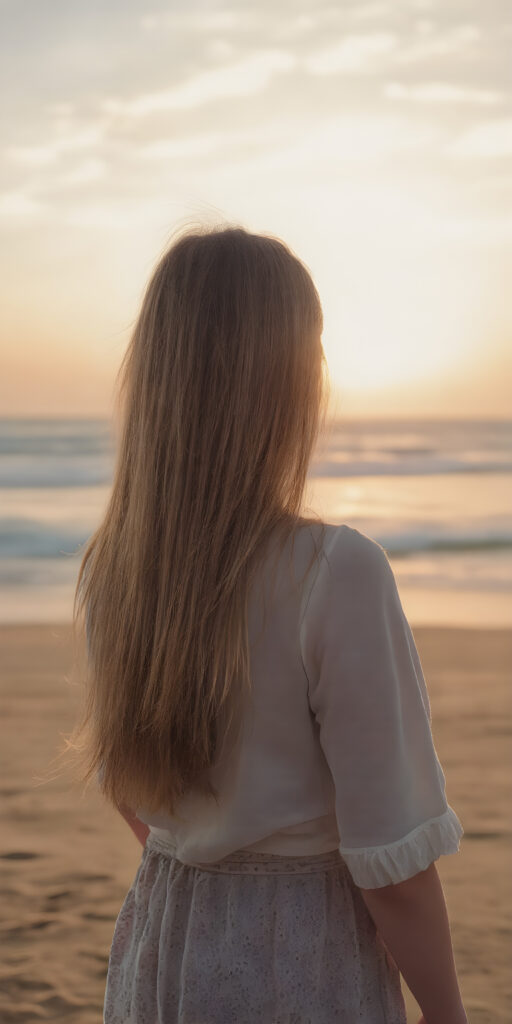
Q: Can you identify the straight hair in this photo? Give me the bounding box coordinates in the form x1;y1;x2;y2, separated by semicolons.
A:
66;222;330;818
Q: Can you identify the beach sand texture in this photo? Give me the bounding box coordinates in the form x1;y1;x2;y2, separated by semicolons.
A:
0;623;511;1023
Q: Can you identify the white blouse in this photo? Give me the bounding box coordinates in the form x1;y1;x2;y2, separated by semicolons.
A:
101;521;464;889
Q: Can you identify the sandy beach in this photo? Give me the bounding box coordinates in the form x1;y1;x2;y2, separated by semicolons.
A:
0;622;510;1024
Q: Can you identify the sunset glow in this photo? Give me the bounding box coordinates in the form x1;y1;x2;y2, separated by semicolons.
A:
1;2;511;417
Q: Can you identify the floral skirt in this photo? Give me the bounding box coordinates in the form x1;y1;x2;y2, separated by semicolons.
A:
103;831;407;1023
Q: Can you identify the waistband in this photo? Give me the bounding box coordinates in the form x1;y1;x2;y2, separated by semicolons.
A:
145;832;346;875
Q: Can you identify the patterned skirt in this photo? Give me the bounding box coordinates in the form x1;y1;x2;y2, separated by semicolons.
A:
103;831;407;1023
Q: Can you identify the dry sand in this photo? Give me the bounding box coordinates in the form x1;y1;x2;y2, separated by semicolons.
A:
0;623;511;1023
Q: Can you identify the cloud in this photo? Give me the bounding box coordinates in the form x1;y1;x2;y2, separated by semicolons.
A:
138;8;329;39
6;125;105;166
349;3;390;20
0;190;48;222
4;145;59;167
139;10;245;33
396;23;481;64
384;82;503;105
57;159;107;185
310;113;434;159
61;196;177;229
449;119;512;158
100;49;296;115
221;113;436;176
304;23;483;79
304;32;398;75
206;39;236;62
44;101;76;117
138;131;252;161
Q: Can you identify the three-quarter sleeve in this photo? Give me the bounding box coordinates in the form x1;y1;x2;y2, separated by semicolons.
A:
300;525;463;889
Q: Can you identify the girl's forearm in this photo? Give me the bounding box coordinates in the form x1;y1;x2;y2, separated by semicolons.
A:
359;862;467;1024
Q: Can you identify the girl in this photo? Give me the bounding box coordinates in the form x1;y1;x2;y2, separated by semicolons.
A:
73;223;467;1023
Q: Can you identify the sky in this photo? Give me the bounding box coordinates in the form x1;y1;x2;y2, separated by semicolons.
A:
1;0;511;419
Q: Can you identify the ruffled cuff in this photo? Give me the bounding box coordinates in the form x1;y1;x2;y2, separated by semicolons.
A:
339;805;464;889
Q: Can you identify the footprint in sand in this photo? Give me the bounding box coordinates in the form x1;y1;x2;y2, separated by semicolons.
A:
0;851;42;860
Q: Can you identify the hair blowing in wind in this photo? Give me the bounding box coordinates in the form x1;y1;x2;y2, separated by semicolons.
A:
66;222;329;818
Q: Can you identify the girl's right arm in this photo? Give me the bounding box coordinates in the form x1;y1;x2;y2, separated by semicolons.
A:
301;531;467;1022
359;861;468;1024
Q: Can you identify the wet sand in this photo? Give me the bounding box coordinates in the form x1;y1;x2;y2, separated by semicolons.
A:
0;623;510;1023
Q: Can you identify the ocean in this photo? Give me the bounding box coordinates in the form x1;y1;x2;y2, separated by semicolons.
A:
1;416;510;627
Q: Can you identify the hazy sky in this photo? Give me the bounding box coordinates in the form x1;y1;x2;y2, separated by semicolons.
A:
1;0;511;418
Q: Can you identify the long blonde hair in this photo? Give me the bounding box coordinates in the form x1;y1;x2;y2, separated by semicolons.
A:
69;221;329;817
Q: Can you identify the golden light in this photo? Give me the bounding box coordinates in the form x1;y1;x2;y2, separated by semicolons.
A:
309;180;485;393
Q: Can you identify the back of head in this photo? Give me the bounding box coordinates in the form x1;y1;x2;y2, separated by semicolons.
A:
69;221;329;817
118;223;326;513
